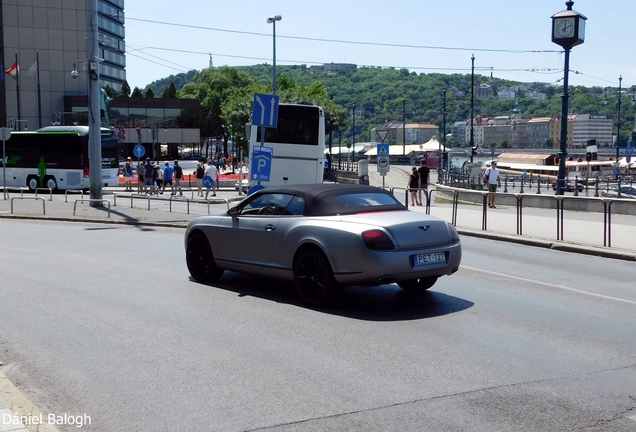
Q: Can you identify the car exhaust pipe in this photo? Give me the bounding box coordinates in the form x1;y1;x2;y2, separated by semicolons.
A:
378;276;397;284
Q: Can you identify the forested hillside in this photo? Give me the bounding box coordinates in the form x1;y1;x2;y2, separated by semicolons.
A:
144;65;633;144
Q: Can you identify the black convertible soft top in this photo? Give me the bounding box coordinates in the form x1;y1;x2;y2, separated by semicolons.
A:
249;183;407;216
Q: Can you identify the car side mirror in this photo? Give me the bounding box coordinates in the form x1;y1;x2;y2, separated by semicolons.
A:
228;206;239;221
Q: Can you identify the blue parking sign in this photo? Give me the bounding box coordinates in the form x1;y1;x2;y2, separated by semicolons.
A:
251;146;274;182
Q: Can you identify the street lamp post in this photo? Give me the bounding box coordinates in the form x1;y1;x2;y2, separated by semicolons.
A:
267;15;282;95
469;54;475;163
338;126;343;170
616;76;622;163
551;1;587;196
439;89;446;174
402;98;406;156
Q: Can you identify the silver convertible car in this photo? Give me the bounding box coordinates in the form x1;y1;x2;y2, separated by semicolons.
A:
185;184;462;306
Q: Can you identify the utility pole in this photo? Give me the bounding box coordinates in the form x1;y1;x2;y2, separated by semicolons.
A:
88;0;102;206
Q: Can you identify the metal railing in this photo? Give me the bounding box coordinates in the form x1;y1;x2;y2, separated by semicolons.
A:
419;186;635;249
11;196;45;215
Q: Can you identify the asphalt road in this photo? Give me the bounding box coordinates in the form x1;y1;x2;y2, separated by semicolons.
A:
0;220;635;431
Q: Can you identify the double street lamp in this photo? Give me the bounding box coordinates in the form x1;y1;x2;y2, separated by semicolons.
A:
603;77;635;163
267;15;282;95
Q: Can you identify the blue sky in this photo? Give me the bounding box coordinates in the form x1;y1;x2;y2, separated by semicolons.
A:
123;0;635;91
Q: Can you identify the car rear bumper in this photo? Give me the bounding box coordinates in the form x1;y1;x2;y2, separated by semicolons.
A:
326;242;462;287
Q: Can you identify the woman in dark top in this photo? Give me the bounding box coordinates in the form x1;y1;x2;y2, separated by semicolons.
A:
408;167;420;206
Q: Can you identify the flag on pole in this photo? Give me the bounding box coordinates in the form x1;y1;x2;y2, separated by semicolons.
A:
26;61;37;78
5;62;19;79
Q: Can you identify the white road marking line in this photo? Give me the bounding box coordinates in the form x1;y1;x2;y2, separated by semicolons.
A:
462;265;636;306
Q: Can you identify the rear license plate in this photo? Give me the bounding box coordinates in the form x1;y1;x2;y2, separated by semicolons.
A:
412;252;446;266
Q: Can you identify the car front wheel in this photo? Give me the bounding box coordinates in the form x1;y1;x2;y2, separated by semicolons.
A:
397;276;438;292
293;249;338;307
186;233;224;283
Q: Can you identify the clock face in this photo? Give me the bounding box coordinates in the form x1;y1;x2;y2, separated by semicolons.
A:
555;18;575;38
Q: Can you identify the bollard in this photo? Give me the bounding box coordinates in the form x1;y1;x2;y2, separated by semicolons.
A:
520;176;524;194
573;176;579;196
594;173;600;197
504;175;508;193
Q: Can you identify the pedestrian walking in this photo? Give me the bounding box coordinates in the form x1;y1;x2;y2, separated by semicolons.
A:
173;160;183;195
204;160;218;198
408;167;420;206
484;161;502;208
162;161;174;195
417;158;430;207
123;159;133;191
154;164;163;194
143;158;155;194
136;160;145;193
194;163;205;196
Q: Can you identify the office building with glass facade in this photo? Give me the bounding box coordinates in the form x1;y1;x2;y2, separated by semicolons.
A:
1;0;200;159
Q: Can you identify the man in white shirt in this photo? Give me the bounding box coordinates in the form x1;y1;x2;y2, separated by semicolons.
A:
204;160;218;198
484;161;501;208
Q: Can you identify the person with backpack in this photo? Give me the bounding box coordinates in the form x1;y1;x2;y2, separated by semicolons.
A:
173;160;183;196
154;164;163;194
143;158;155;194
194;162;205;197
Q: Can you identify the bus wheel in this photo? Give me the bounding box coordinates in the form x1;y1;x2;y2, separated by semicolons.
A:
44;176;58;191
26;175;40;191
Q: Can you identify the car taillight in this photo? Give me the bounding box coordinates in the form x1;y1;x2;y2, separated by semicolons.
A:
83;167;90;177
362;230;394;250
447;223;460;243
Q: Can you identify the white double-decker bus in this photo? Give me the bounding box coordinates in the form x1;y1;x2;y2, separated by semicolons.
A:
247;103;326;187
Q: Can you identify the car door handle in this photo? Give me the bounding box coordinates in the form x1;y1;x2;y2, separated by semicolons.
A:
265;224;276;231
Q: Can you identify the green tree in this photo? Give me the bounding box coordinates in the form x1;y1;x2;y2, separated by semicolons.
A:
163;82;177;98
145;87;154;98
104;85;114;98
120;80;131;97
131;87;143;98
179;67;260;149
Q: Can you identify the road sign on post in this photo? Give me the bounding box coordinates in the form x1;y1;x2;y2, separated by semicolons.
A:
250;146;274;182
252;94;279;128
377;143;390;176
375;129;390;143
133;144;145;159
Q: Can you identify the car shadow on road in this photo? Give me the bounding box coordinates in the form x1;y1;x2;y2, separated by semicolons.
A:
197;272;474;322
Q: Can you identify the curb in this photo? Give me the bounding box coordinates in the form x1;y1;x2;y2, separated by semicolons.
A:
0;371;59;432
458;228;636;262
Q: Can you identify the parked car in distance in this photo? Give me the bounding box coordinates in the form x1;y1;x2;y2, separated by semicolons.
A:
551;178;585;192
185;184;462;307
600;186;636;199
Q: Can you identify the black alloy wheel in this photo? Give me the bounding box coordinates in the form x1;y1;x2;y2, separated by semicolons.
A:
186;233;224;282
293;249;338;307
